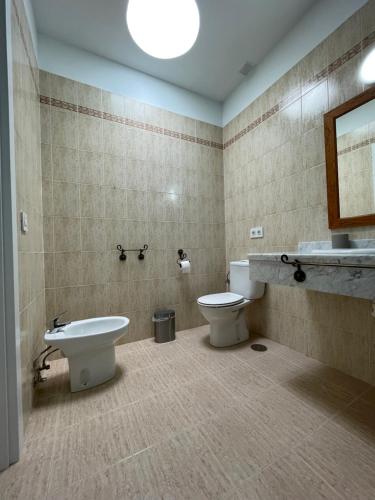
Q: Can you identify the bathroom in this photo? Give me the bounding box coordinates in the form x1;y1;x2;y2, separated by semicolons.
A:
1;0;375;497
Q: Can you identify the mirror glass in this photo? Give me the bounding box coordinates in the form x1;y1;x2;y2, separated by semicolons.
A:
336;99;375;218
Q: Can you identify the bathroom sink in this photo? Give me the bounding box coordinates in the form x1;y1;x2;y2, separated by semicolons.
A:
311;248;375;255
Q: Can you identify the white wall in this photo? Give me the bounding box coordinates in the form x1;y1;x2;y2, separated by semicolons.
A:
37;34;222;126
22;0;37;57
223;0;367;125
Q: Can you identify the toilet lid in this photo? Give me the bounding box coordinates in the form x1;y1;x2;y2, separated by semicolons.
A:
198;292;244;307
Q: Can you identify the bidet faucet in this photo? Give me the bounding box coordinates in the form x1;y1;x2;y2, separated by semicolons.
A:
51;311;71;330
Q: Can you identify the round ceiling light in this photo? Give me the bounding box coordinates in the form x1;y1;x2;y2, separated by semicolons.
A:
360;48;375;83
126;0;200;59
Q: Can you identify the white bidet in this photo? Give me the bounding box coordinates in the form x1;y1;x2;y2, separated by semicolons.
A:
44;316;129;392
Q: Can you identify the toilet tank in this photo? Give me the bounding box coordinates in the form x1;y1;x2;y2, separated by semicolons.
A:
229;260;265;299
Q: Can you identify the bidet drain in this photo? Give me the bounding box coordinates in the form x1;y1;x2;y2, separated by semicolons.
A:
251;344;267;352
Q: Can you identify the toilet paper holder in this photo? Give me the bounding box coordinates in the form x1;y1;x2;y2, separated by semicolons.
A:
177;248;190;267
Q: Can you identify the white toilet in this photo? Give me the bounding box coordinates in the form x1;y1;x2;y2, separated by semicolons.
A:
197;260;264;347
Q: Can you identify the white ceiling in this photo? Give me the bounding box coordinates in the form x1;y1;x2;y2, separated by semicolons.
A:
31;0;317;102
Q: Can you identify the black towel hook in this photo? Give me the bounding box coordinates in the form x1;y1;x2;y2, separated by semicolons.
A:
117;244;127;261
117;244;149;261
281;254;306;282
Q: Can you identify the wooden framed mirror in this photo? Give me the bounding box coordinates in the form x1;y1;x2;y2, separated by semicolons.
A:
324;86;375;229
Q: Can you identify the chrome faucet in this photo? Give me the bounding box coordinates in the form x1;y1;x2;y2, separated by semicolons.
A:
51;311;71;331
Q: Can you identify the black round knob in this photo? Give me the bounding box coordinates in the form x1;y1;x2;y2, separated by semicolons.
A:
138;253;145;260
294;269;306;282
119;253;126;261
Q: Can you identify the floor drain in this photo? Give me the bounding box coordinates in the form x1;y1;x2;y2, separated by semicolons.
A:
251;344;267;352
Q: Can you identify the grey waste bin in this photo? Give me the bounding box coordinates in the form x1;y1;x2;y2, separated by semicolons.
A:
152;309;176;343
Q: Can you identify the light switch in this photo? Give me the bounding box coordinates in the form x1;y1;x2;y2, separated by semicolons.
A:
20;211;28;233
250;226;263;239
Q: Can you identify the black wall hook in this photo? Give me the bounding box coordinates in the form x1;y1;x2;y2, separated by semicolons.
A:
178;249;187;261
117;244;149;261
138;246;147;260
117;245;127;261
281;254;306;282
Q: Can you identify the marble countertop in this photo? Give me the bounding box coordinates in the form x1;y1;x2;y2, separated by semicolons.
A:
247;240;375;300
248;252;375;266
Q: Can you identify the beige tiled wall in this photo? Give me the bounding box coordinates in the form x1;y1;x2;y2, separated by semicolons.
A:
12;0;46;426
40;72;225;342
224;0;375;384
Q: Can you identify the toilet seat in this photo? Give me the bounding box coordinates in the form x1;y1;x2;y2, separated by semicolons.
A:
198;292;244;308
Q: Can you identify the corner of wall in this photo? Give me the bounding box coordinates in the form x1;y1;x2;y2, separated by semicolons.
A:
222;0;368;125
22;0;38;60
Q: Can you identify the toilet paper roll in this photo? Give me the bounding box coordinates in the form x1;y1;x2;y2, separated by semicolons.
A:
180;260;191;274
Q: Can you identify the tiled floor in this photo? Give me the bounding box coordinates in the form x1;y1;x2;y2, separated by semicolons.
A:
2;325;375;499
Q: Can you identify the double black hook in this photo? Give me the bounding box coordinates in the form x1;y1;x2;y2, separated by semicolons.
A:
117;244;148;261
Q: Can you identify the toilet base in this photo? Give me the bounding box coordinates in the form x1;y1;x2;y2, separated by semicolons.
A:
67;345;116;392
209;310;249;347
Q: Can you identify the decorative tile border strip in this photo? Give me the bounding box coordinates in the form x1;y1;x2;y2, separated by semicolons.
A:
40;95;50;105
338;136;375;156
223;29;375;150
39;94;223;150
39;25;375;152
363;31;375;50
